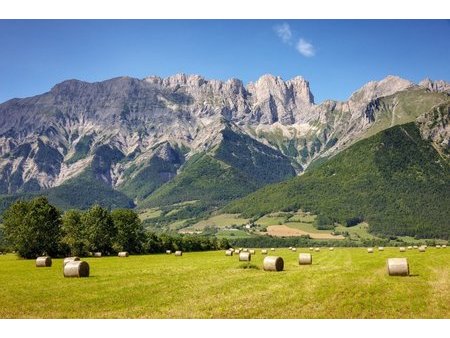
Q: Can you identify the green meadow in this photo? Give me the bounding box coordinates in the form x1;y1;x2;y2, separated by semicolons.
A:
0;247;448;319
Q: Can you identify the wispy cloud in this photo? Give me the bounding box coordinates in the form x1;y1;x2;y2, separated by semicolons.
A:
274;23;292;44
274;23;316;58
296;38;315;57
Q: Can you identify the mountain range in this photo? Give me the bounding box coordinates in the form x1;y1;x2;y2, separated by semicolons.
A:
0;73;449;237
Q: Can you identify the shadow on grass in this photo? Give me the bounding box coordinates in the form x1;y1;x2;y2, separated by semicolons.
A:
238;263;260;270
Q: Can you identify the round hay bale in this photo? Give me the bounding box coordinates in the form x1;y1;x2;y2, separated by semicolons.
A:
288;246;292;250
378;247;384;251
63;256;80;267
93;252;102;257
442;245;447;248
118;251;129;257
367;248;374;253
314;248;320;252
298;253;312;265
309;247;314;251
261;249;268;254
407;246;412;250
418;246;426;252
242;248;248;252
225;250;233;256
229;248;235;252
413;245;418;249
263;256;284;271
235;249;241;254
64;261;90;278
387;258;409;276
291;248;297;252
270;248;275;251
36;256;52;267
166;250;171;254
329;247;334;251
399;247;406;252
249;249;256;255
239;252;251;262
436;245;441;249
174;251;182;256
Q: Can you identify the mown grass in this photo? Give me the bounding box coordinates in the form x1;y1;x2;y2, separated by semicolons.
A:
335;222;381;240
283;221;334;234
0;248;448;319
192;214;250;230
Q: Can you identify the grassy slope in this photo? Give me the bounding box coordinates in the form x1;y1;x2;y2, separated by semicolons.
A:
224;123;450;239
361;89;449;140
0;248;448;318
0;168;134;213
139;153;259;209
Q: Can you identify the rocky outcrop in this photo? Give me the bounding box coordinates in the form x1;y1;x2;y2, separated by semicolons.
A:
0;73;448;195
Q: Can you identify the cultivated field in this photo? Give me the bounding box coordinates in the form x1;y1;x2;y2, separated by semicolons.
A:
0;247;449;318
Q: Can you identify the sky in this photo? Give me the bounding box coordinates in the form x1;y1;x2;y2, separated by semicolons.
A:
0;19;449;104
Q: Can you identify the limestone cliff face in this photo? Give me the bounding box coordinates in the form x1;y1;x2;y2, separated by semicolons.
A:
0;73;448;195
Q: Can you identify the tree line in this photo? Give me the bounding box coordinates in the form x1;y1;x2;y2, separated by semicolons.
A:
1;196;230;258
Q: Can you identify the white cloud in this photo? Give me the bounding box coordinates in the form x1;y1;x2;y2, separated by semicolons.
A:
274;23;292;44
296;38;315;57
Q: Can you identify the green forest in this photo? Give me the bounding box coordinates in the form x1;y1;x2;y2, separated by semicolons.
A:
225;123;450;239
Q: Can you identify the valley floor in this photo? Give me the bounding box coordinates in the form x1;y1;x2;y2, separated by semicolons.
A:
0;248;448;318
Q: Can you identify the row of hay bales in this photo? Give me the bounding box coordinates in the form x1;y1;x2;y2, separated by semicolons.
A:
35;251;132;278
367;245;443;253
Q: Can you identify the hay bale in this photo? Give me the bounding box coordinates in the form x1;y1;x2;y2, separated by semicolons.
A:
436;245;441;249
442;245;447;248
166;250;171;254
291;248;297;252
118;251;129;257
367;248;374;253
93;252;102;257
263;256;284;271
329;247;334;251
298;253;312;265
174;251;182;256
309;247;314;251
270;248;275;251
407;246;412;250
229;248;235;252
64;261;90;278
378;247;384;251
36;256;52;267
288;246;292;250
413;245;418;249
314;248;320;252
63;256;80;267
225;250;233;256
235;249;241;254
261;249;268;254
249;249;256;255
418;246;426;252
239;252;251;262
242;248;248;252
387;258;409;276
399;247;406;252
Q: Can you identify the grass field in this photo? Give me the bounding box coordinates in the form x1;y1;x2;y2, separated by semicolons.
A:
335;222;381;240
191;213;250;230
0;247;448;319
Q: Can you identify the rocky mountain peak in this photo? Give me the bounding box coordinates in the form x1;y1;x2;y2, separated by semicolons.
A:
349;75;414;103
419;78;450;93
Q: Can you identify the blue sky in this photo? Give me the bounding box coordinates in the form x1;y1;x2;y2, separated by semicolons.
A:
0;20;449;104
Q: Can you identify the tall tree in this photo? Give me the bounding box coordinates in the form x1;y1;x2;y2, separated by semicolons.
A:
2;197;62;258
61;209;89;256
111;208;145;254
82;204;116;254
